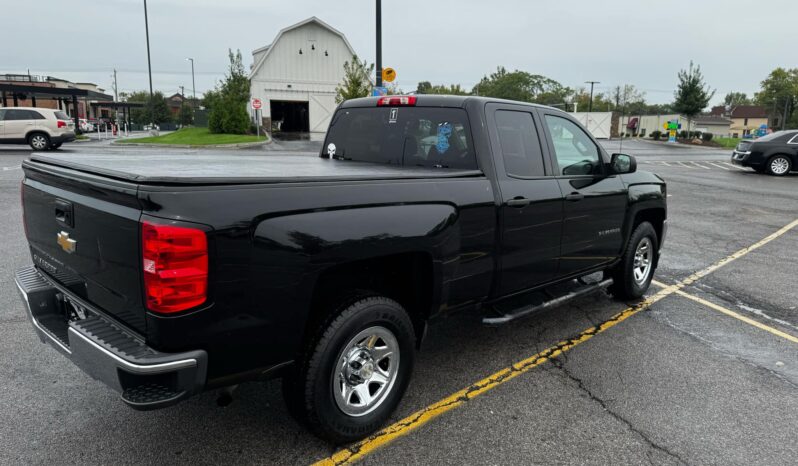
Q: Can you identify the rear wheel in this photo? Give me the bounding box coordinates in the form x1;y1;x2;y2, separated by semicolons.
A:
28;133;50;151
607;222;658;300
283;295;415;443
766;155;791;176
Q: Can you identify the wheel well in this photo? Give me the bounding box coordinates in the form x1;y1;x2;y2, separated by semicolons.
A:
305;252;433;348
633;208;665;245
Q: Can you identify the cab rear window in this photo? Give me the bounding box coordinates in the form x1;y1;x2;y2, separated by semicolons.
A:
323;107;477;169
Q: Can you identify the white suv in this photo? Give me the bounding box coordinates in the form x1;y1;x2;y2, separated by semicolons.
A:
0;107;76;150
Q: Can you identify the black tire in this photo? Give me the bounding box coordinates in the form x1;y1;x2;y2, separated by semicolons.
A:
283;295;415;444
49;142;62;150
607;222;658;300
766;155;792;176
28;133;50;151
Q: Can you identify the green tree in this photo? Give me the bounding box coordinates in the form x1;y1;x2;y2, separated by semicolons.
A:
754;68;798;129
723;91;751;107
335;55;374;103
126;90;172;125
207;49;251;134
474;67;571;104
570;88;614;112
672;61;715;132
415;81;469;95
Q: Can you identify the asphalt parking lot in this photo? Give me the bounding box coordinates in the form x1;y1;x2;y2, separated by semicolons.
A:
1;139;796;465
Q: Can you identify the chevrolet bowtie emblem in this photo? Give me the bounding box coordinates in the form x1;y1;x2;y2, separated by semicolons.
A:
57;231;76;254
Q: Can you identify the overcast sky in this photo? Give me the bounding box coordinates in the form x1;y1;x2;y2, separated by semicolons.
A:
2;0;794;105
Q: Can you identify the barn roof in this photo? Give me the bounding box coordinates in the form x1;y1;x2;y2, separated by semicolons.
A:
249;16;357;78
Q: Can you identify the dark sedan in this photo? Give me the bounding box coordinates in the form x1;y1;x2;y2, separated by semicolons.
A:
731;130;798;175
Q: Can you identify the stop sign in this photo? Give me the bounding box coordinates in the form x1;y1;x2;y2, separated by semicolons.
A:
251;98;263;110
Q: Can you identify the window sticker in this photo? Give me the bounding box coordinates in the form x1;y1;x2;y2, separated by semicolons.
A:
389;107;399;123
327;143;337;158
436;122;452;153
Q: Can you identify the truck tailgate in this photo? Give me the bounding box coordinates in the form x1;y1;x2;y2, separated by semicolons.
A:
22;161;146;334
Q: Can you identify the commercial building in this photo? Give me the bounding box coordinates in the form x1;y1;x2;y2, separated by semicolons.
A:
0;74;114;120
249;17;357;134
709;105;769;137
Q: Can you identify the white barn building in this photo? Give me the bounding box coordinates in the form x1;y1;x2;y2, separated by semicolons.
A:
250;17;357;134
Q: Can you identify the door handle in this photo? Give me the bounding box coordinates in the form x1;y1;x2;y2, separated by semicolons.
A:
565;193;584;202
507;197;532;208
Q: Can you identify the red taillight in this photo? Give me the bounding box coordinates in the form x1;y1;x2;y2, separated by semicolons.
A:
142;222;208;314
377;96;417;106
57;120;67;128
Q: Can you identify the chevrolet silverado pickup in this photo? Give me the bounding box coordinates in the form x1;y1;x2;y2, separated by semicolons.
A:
15;95;667;442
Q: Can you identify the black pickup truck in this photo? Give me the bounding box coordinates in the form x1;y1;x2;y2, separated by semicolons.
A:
16;95;666;442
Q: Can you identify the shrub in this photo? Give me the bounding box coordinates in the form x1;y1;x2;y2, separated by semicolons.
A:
651;130;662;140
702;132;713;141
679;130;688;139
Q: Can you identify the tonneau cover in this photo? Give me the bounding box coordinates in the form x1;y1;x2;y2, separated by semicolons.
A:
29;153;483;185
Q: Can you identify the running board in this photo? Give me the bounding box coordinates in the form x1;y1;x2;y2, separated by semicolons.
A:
482;278;614;326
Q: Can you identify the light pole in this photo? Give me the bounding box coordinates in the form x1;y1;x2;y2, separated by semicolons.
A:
585;81;600;113
375;0;382;88
143;0;155;131
186;58;196;106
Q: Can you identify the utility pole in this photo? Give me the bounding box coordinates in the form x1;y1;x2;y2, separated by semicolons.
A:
112;69;120;125
186;58;196;107
375;0;383;88
179;85;185;126
585;81;600;113
143;0;155;130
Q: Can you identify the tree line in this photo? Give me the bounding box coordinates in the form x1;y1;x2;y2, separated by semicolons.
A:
336;57;798;130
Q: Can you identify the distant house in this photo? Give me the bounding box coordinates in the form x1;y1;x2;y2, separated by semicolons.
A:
166;93;186;118
710;105;769;138
692;115;732;137
249;17;357;134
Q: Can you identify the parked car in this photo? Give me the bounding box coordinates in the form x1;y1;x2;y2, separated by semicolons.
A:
77;118;94;132
732;130;798;175
0;107;75;150
15;95;667;443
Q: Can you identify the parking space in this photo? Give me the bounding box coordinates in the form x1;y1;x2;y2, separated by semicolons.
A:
1;141;796;465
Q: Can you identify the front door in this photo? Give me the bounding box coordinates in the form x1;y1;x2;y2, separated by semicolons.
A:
538;111;627;277
488;104;564;296
3;109;36;140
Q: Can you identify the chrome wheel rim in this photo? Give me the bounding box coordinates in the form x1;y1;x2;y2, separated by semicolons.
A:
633;237;653;286
31;135;47;150
333;326;399;417
770;157;789;175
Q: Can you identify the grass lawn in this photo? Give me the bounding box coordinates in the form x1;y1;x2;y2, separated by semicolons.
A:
118;127;266;146
713;137;741;149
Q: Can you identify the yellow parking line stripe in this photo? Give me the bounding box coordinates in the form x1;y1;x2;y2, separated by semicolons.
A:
313;218;798;465
314;288;676;466
652;280;798;344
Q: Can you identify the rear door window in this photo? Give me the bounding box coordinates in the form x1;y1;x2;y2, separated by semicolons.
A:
27;110;45;120
495;110;546;177
324;107;477;169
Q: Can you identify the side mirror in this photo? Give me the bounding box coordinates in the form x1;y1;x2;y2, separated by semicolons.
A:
611;153;637;174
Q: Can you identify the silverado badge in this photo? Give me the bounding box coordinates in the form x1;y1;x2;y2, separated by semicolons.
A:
57;231;76;254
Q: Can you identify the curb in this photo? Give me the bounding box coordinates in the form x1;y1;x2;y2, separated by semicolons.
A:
112;139;272;149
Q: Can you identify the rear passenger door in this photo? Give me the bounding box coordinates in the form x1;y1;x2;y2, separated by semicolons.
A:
538;110;627;276
0;109;5;138
487;103;564;296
